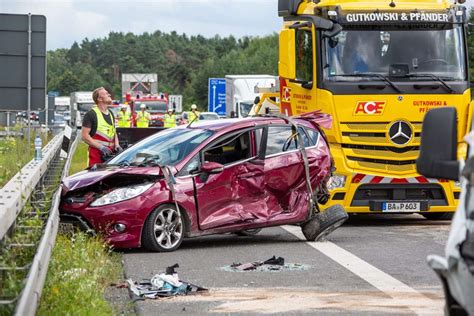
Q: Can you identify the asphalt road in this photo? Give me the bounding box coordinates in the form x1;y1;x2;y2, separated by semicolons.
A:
122;214;451;315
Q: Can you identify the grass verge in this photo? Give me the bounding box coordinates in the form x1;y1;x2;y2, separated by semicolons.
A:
38;233;123;315
38;140;127;315
0;130;51;187
69;141;88;175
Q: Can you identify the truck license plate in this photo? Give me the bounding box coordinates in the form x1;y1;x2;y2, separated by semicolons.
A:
382;202;420;212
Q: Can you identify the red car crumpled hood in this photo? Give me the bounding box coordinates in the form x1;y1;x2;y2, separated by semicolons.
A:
62;166;162;193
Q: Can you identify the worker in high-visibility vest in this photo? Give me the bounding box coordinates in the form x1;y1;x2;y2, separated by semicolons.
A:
117;104;131;127
163;108;176;128
188;104;200;123
136;103;151;128
81;87;122;167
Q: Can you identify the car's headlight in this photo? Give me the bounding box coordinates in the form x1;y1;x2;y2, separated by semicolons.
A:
90;183;153;207
327;175;347;191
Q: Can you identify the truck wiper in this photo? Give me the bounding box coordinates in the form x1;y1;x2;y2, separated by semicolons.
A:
336;73;403;94
400;74;454;94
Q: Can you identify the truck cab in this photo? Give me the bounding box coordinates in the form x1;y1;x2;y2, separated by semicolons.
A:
70;91;94;128
278;0;471;218
225;75;278;118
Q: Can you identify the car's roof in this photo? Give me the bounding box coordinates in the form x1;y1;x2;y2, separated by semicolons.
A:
177;111;331;132
184;116;297;131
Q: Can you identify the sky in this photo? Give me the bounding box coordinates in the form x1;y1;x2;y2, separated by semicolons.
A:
0;0;282;50
0;0;473;51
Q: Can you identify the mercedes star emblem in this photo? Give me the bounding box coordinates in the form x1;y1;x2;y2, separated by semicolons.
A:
388;121;413;146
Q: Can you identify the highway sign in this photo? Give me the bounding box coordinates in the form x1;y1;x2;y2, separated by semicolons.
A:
208;78;226;116
48;91;60;97
0;14;47;111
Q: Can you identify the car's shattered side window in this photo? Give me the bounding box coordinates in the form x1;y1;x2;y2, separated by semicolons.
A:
266;125;310;156
304;127;320;146
179;154;200;176
204;131;252;166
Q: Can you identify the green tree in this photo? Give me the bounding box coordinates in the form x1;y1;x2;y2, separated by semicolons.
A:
47;30;279;105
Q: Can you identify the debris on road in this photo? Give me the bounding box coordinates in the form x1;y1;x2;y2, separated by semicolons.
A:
222;256;310;272
126;264;207;300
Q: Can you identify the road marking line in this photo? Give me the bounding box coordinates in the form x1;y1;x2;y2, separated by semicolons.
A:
282;225;440;315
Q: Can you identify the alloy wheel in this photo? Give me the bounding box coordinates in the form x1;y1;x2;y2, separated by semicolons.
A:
153;207;183;250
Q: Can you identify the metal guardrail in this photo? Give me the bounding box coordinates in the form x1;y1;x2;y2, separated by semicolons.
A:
0;127;80;315
14;132;80;315
0;132;63;240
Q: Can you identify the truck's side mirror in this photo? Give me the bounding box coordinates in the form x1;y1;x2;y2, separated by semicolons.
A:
416;107;459;181
279;29;296;80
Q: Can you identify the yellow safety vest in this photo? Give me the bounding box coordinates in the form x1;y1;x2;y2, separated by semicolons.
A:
188;111;200;123
137;111;151;128
163;114;176;128
117;110;131;128
92;107;115;142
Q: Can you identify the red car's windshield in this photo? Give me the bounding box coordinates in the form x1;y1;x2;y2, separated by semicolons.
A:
108;128;214;166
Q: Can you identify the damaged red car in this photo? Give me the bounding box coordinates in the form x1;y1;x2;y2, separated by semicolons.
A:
60;112;348;252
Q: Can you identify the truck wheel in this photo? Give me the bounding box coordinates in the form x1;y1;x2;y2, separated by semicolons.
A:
235;228;262;236
142;204;185;252
302;204;348;242
422;212;453;220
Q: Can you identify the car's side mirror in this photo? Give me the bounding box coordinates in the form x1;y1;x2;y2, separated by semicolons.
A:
416;107;459;181
201;161;224;174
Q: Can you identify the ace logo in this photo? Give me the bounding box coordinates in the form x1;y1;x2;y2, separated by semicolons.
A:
354;101;386;115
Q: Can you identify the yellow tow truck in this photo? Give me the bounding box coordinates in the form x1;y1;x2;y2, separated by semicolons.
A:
278;0;471;219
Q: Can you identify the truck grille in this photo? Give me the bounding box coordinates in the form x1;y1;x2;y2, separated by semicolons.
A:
351;184;448;207
340;121;422;173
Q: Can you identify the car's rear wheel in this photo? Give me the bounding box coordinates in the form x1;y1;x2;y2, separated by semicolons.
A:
422;212;453;220
302;204;348;242
235;228;262;236
142;204;184;252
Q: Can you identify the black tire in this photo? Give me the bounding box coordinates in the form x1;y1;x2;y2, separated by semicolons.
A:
302;204;348;242
235;228;262;236
141;204;185;252
422;212;453;220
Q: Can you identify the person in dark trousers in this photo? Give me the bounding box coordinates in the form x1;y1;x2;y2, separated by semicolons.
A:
81;87;122;167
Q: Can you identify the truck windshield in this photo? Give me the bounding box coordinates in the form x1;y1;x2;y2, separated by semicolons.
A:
323;25;466;81
140;101;167;112
78;103;94;112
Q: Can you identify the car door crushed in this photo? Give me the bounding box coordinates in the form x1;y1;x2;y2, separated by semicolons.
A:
179;113;345;235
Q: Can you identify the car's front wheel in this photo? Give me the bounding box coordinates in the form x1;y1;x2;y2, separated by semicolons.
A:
302;204;348;241
142;204;185;252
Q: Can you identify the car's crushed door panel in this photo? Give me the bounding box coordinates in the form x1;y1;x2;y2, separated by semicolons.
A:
195;161;265;230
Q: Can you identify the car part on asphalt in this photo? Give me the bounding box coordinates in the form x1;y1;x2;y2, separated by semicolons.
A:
222;256;310;273
230;256;285;271
127;264;207;300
